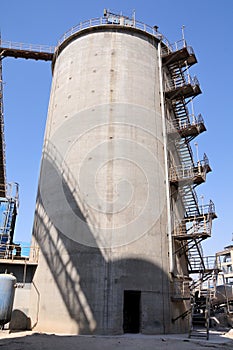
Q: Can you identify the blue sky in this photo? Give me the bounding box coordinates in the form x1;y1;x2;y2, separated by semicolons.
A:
0;0;232;255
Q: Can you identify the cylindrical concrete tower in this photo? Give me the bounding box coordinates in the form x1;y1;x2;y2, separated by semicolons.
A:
29;14;208;335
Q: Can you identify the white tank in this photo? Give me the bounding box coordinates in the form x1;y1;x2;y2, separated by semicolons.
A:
0;274;16;328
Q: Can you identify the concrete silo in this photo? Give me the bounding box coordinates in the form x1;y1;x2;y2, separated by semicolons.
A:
29;12;216;335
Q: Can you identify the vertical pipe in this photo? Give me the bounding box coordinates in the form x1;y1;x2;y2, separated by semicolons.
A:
158;41;174;274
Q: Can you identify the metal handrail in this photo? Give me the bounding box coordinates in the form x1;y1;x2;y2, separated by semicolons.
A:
203;256;217;270
165;73;200;92
170;164;195;181
174;215;211;237
161;39;194;56
199;200;216;216
196;113;204;124
57;16;170;48
0;18;172;56
0;182;19;201
184;200;215;219
169;156;210;182
168;113;204;132
173;199;216;237
0;243;39;263
0;40;55;53
188;256;217;276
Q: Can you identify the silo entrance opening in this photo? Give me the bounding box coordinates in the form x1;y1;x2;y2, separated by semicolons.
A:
123;290;141;333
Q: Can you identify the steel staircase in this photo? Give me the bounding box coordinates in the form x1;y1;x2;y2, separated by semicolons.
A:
164;63;201;100
180;185;199;216
168;102;206;142
175;139;194;166
162;41;217;336
187;240;205;273
168;64;186;87
174;201;216;268
189;291;211;340
162;39;215;245
0;183;19;258
191;267;217;293
171;99;190;133
189;274;219;341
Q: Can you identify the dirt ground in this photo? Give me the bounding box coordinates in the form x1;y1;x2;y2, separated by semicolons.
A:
0;330;232;350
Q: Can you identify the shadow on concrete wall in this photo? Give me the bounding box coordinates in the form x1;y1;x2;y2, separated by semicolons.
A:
31;140;172;334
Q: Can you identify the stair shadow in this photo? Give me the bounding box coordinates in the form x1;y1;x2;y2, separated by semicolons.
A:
31;140;170;334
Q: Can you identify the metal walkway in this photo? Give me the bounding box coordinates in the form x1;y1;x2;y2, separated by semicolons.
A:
0;39;54;250
0;40;54;61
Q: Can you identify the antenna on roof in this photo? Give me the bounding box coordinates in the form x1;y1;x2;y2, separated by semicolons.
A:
132;9;136;25
181;25;186;43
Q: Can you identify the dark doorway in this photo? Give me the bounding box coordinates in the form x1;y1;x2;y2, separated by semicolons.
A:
123;290;141;333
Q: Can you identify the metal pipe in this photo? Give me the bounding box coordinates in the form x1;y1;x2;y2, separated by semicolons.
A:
158;41;174;274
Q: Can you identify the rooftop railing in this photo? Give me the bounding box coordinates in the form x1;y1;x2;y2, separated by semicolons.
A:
57;16;170;48
0;17;172;56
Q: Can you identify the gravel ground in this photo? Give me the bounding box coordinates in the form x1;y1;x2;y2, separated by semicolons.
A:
0;330;232;350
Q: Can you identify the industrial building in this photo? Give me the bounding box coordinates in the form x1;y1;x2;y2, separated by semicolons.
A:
216;245;233;285
0;11;217;335
215;244;233;312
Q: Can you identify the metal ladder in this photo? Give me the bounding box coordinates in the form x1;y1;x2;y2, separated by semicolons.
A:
0;183;19;258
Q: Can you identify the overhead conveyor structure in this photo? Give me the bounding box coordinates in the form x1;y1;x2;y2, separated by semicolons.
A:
0;39;54;257
0;40;54;61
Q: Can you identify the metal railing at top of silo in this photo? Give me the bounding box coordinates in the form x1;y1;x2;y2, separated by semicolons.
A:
0;19;190;58
56;16;171;49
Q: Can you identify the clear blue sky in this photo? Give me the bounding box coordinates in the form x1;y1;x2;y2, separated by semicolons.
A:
0;0;232;255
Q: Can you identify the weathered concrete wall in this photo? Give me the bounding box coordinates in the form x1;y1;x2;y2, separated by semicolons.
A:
29;27;187;334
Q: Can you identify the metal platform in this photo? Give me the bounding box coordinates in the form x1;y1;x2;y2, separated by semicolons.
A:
162;45;197;67
165;82;202;100
0;48;53;61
